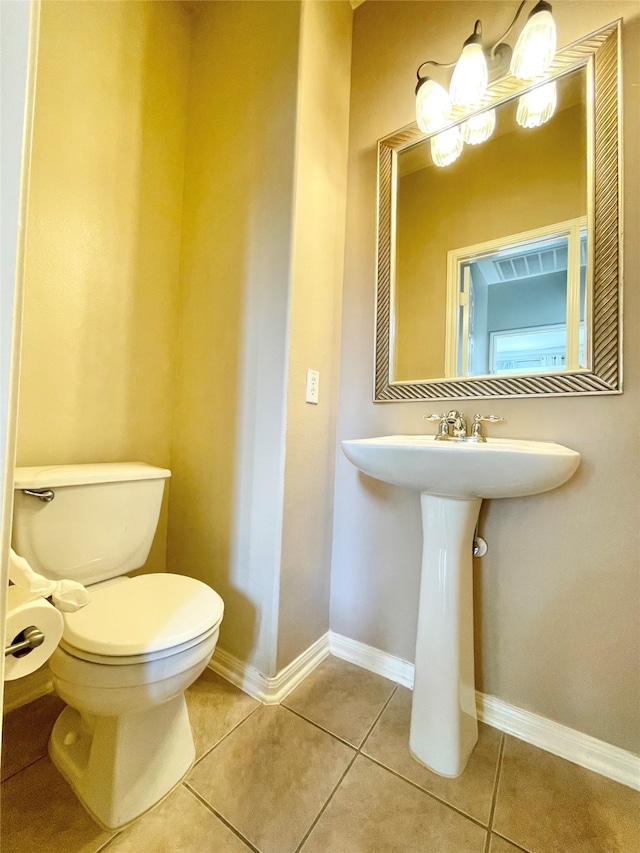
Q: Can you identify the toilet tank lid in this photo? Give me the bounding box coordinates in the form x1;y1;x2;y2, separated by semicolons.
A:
14;462;171;489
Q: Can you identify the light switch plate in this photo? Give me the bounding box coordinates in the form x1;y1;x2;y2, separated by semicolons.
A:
305;369;319;404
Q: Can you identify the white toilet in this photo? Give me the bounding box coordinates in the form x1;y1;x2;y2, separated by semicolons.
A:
12;462;224;829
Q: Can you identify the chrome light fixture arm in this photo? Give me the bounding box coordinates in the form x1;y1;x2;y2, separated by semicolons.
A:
415;3;528;92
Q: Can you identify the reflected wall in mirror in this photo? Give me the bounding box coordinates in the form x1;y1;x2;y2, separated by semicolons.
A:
375;21;621;400
444;217;587;378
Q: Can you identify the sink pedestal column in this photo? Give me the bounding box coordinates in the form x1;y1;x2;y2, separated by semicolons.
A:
409;493;482;777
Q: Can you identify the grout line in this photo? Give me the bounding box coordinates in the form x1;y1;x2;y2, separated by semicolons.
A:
94;831;123;852
484;732;506;853
0;752;51;785
293;751;359;853
289;684;399;851
184;782;262;853
359;683;398;750
281;704;359;750
490;832;535;853
362;753;489;833
192;702;262;768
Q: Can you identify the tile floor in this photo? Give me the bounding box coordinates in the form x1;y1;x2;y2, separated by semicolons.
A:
1;656;638;853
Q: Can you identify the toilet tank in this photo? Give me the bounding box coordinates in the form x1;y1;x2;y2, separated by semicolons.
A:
12;463;171;585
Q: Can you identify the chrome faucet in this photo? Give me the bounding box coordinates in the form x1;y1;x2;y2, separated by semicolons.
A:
423;410;467;440
449;410;468;439
424;411;504;442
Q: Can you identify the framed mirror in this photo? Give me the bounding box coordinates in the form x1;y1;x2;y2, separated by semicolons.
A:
374;21;621;400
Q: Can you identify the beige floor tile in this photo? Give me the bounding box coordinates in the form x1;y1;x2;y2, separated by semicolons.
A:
490;835;528;853
362;685;501;824
0;756;113;853
493;735;640;853
186;668;259;759
101;784;251;852
282;655;396;746
1;692;65;782
187;704;355;853
300;754;487;852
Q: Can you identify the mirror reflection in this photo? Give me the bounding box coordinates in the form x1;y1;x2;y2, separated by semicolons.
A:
393;66;587;382
446;218;587;377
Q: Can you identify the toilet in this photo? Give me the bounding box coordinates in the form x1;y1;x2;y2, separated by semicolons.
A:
12;462;224;829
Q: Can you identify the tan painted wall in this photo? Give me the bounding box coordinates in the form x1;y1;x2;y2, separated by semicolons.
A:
166;1;302;673
395;99;586;379
278;0;352;669
331;1;640;753
16;0;191;573
15;0;352;680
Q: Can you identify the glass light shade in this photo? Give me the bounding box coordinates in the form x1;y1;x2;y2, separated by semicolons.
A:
416;78;452;134
461;109;496;145
431;126;464;167
510;7;557;80
450;42;488;107
516;80;557;128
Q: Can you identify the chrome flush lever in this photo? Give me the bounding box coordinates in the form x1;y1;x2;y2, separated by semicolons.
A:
22;488;55;502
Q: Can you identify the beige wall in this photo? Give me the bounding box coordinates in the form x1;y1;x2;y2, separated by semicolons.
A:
332;1;640;753
167;0;352;675
396;99;586;379
278;0;352;669
16;0;353;680
16;0;191;573
167;0;301;674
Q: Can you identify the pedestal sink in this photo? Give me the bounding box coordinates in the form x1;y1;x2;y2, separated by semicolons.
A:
342;434;580;777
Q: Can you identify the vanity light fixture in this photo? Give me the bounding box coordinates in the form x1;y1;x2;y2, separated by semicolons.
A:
461;108;496;145
516;79;557;127
449;21;488;109
430;126;464;167
414;1;556;165
510;1;557;80
415;78;452;134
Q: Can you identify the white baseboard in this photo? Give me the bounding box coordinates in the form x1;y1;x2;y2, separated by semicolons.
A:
213;629;638;791
477;692;640;792
327;631;640;792
328;631;415;689
209;632;331;705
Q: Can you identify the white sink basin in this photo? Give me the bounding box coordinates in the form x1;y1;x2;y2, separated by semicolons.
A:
342;435;580;500
342;432;580;778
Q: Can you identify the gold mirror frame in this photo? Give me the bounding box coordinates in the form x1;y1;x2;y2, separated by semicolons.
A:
374;21;621;401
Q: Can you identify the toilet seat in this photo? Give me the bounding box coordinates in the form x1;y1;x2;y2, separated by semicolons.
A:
59;625;220;666
60;573;224;660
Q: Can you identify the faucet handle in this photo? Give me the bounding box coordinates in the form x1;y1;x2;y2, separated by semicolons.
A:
471;414;505;441
473;414;505;423
423;413;449;438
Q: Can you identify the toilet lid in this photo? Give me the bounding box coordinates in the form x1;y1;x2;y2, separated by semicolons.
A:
61;573;224;657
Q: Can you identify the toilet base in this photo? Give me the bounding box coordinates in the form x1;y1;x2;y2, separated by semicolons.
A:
49;693;195;829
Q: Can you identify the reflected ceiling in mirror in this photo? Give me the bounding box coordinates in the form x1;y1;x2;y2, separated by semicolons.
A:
374;21;621;400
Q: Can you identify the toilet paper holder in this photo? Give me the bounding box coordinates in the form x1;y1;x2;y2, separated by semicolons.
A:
5;625;46;658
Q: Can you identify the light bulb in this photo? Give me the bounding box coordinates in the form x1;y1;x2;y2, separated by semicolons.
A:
516;80;557;127
415;78;452;134
431;126;464;167
510;1;557;80
461;109;496;145
450;39;488;108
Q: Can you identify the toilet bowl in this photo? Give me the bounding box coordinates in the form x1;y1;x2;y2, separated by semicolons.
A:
12;463;225;829
48;574;224;828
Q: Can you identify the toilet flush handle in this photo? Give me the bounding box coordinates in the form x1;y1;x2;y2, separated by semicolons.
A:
22;488;55;502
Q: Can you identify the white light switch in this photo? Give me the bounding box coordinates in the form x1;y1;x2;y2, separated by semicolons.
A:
305;369;319;404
